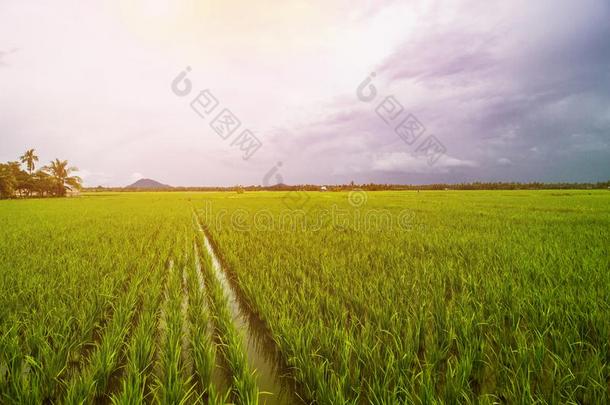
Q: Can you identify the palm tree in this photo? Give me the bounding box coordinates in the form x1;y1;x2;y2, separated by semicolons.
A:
44;159;82;196
19;149;39;175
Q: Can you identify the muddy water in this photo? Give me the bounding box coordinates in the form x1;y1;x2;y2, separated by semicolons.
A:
193;244;232;399
199;229;301;405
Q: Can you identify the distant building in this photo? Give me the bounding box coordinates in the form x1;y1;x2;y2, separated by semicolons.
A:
320;186;327;191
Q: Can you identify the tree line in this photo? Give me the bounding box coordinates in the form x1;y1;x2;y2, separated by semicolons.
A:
86;181;610;193
0;149;82;199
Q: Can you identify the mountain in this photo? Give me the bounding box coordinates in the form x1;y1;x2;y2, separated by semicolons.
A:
267;183;289;189
125;178;172;189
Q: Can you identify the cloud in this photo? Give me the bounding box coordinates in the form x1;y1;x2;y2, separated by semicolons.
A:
130;172;144;182
371;152;478;173
366;0;610;182
1;0;609;185
79;169;112;187
252;0;610;184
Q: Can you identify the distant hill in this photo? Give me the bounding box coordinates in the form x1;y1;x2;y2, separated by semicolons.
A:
125;178;172;189
267;183;289;189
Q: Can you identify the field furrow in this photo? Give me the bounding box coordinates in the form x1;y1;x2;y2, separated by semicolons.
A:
193;224;258;403
188;240;230;403
63;274;141;404
109;252;170;404
1;191;608;404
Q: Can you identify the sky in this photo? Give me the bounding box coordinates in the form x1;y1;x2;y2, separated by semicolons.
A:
0;0;609;187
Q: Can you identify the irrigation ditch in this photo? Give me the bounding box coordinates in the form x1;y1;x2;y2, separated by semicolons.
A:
192;243;232;398
193;213;305;404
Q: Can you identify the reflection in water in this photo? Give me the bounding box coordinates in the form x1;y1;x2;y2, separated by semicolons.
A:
193;245;231;399
198;224;301;405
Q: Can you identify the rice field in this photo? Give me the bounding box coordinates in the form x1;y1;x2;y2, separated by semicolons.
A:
0;190;608;404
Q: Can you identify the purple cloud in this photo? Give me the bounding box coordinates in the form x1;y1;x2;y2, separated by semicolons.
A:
262;0;610;184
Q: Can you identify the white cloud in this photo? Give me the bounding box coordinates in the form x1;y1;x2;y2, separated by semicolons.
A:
78;169;112;187
1;0;608;185
130;172;143;182
371;152;477;173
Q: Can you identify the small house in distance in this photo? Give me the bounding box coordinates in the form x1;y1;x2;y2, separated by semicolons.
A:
320;186;328;191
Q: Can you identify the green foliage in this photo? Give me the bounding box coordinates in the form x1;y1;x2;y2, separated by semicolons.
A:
0;163;17;198
0;191;608;404
195;229;259;404
0;150;82;198
43;158;82;197
199;189;610;404
19;149;38;175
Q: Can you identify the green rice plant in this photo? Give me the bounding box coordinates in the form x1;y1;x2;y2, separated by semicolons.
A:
110;256;167;404
152;231;196;405
194;227;259;404
1;190;608;404
0;195;174;403
186;240;218;400
64;275;141;404
196;189;610;404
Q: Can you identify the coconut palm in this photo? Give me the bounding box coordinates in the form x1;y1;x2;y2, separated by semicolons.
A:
44;159;82;196
19;149;39;175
